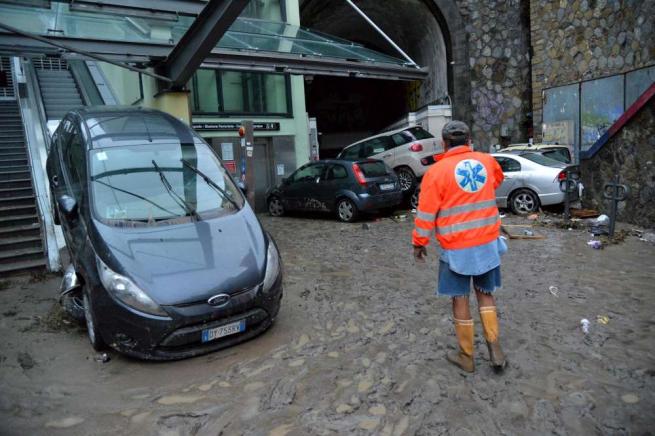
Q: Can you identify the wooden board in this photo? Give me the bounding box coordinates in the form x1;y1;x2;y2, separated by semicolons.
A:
501;225;546;240
571;208;600;219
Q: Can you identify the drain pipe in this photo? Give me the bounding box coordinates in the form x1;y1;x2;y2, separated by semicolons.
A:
344;0;419;68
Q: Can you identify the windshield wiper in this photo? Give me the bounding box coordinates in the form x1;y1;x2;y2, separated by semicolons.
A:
151;160;201;221
180;159;241;211
92;179;178;218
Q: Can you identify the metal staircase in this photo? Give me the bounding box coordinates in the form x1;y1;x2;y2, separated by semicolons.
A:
0;62;46;274
34;57;84;121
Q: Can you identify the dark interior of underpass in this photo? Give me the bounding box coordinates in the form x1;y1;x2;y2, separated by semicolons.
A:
301;0;449;157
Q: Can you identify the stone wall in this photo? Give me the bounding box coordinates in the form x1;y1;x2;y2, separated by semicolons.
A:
456;0;532;148
580;99;655;228
530;0;655;140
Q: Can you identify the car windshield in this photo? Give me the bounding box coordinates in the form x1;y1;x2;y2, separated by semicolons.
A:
90;141;244;224
520;152;565;168
359;161;388;177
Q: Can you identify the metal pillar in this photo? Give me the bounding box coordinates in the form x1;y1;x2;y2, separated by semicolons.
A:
603;175;629;237
240;121;256;208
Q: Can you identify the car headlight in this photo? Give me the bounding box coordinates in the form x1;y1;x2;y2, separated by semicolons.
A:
262;239;281;293
96;256;168;317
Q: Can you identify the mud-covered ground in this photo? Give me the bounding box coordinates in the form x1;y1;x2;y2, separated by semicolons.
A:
1;212;654;435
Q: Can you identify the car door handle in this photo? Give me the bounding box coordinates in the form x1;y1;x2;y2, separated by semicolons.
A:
383;153;392;158
51;175;59;186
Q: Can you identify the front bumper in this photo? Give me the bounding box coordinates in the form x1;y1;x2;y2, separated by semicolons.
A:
91;275;283;361
355;191;403;211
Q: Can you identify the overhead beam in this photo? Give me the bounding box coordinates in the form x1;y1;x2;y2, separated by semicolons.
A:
156;0;250;89
65;0;208;17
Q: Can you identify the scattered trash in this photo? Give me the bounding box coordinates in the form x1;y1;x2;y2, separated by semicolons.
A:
549;286;559;297
568;228;573;231
589;214;610;236
499;213;506;219
639;232;655;243
361;223;370;230
501;225;545;240
527;213;539;220
95;353;110;363
621;393;640;404
596;315;609;325
571;208;600;219
410;209;417;214
392;214;407;223
523;230;534;236
580;318;590;334
595;214;610;225
629;228;643;238
587;240;603;249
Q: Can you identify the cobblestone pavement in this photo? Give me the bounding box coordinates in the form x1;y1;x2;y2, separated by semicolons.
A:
0;213;654;435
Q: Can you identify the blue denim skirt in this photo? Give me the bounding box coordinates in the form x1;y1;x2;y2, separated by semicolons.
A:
437;260;501;297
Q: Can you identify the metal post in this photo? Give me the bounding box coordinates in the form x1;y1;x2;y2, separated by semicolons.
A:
344;0;419;68
241;120;256;207
603;175;629;237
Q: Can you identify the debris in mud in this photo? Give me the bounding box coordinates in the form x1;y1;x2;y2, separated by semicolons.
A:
95;353;111;363
621;393;640;404
361;223;370;230
28;271;50;283
40;303;84;333
3;309;17;317
17;352;35;370
596;315;609;325
587;240;604;249
639;232;655;244
527;213;539;220
571;208;600;218
548;286;559;297
580;319;590;334
0;280;10;291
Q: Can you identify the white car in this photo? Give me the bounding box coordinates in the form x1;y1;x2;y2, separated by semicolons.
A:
336;126;441;192
493;152;578;214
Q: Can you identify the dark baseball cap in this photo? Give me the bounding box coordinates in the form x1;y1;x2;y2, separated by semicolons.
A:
441;120;470;141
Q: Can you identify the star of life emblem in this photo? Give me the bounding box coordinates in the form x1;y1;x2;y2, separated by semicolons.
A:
454;159;487;193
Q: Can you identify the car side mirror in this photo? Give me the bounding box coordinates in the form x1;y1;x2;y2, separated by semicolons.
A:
237;180;247;194
57;195;78;220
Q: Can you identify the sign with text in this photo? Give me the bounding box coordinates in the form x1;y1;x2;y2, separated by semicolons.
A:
192;122;280;132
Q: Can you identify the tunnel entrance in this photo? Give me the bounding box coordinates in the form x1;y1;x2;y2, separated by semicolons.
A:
301;0;466;157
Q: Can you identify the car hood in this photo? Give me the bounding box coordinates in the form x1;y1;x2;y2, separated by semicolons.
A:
91;209;266;306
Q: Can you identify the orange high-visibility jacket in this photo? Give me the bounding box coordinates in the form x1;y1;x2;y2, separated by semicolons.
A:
412;145;504;250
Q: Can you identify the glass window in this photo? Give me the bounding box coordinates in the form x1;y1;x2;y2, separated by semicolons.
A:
495;157;521;172
327;165;348;180
240;0;283;21
339;144;361;160
291;164;325;183
362;137;392;157
626;66;655;107
543;83;580;160
520;152;564;168
190;70;290;115
65;127;86;201
405;127;433;140
90;141;244;224
391;132;412;146
359;161;388;177
581;75;624;151
541;148;571;164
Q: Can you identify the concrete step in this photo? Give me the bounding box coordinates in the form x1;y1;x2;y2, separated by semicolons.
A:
0;158;28;167
0;148;27;155
0;214;39;227
0;195;37;208
0;178;32;189
0;246;44;265
0;235;42;251
0;203;36;217
0;186;34;198
0;169;30;181
0;152;28;159
0;257;46;275
0;222;41;237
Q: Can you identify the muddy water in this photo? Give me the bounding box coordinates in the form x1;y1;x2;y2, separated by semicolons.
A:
0;214;654;435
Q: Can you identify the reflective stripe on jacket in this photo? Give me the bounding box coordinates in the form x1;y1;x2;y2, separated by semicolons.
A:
412;146;504;250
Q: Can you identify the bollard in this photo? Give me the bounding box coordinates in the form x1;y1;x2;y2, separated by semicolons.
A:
602;175;629;237
559;171;579;220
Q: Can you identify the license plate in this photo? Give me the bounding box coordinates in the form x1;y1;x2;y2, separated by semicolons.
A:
380;183;395;191
201;319;246;343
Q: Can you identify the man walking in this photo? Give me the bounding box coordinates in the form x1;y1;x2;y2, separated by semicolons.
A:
412;120;507;373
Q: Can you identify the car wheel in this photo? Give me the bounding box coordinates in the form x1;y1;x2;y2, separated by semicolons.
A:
410;186;420;210
396;167;416;192
83;292;106;351
268;196;285;217
509;189;540;215
336;198;359;222
61;288;85;324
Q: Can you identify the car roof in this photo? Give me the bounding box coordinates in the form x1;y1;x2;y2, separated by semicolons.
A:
69;106;196;149
343;124;425;148
504;143;570;150
305;159;384;165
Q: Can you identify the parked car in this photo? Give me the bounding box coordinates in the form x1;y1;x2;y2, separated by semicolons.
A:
502;143;572;164
410;151;579;214
336;126;441;192
266;159;402;222
48;106;283;360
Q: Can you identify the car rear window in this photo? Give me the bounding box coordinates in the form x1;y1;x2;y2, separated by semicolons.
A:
358;161;388;177
405;127;434;140
520;152;565;168
541;148;571;163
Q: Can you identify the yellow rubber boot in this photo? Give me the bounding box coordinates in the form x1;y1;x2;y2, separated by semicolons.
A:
446;318;475;373
479;306;506;369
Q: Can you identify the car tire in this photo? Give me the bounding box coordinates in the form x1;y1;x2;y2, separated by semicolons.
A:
61;288;85;324
395;167;416;192
83;291;106;351
268;196;285;217
509;188;540;215
336;198;359;223
410;186;420;210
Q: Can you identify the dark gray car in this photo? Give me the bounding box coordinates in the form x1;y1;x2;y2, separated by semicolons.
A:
266;159;402;222
47;106;283;360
